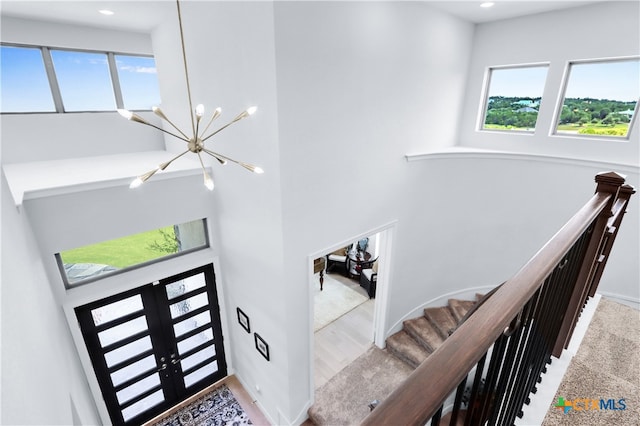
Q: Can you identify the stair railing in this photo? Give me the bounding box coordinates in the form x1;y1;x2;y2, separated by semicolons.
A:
362;172;634;426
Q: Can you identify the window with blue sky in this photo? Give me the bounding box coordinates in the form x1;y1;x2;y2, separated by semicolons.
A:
0;43;160;113
1;45;56;112
555;58;639;139
51;49;116;111
481;65;549;132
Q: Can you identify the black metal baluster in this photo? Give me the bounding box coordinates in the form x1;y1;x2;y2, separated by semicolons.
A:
464;354;487;426
431;405;443;426
450;376;468;425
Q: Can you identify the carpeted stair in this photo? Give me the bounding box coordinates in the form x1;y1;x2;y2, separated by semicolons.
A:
386;298;476;369
308;296;480;425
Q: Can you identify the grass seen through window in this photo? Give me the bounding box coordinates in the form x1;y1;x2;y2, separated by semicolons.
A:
60;226;178;269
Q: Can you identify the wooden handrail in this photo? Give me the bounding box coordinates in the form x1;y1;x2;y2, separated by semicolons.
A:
362;172;629;426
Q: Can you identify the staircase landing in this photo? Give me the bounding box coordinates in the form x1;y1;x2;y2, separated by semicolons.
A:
308;345;413;426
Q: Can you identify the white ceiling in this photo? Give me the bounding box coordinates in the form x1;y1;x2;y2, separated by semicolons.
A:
0;0;609;32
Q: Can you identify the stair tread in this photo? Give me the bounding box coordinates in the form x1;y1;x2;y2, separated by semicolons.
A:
404;316;445;351
424;306;458;339
386;330;431;368
449;299;476;322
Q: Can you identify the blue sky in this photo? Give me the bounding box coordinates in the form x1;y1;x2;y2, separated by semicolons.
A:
1;45;160;112
488;60;640;102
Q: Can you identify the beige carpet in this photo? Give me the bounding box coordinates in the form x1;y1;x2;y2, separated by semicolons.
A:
542;298;640;425
314;274;368;332
309;345;414;425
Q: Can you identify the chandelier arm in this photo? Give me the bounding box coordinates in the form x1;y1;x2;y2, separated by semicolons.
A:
203;149;262;173
201;121;238;142
153;108;190;140
159;149;190;170
196;151;215;190
176;0;196;137
203;149;228;165
201;109;253;142
199;108;222;139
139;121;191;143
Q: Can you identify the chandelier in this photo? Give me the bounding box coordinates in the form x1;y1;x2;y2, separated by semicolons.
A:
117;0;263;190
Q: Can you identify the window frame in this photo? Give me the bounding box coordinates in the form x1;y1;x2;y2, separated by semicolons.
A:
1;42;159;114
55;219;210;289
477;62;550;135
551;56;640;141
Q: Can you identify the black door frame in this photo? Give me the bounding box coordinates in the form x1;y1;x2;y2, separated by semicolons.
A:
75;264;227;425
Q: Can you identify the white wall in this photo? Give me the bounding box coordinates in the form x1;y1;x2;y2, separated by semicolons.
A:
457;1;640;165
273;1;475;421
1;175;102;425
149;2;292;423
2;2;639;425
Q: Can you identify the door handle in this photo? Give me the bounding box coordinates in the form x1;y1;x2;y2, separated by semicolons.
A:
157;363;168;372
171;358;181;365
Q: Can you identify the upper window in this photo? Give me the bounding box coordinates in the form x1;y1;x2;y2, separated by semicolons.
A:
554;58;639;139
0;43;160;113
51;49;116;112
0;45;56;112
480;65;549;133
115;54;161;110
56;219;209;288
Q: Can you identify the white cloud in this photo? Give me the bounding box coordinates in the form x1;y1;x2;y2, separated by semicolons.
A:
119;65;157;74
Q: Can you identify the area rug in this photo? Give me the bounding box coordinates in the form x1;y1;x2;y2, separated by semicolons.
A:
314;274;368;331
152;384;252;426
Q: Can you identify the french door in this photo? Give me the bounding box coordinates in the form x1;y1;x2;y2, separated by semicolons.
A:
76;264;227;426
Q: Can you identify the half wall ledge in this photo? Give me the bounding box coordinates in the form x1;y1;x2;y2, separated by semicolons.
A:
2;151;208;207
404;148;640;174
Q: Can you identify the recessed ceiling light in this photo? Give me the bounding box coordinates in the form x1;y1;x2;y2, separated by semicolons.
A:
98;9;114;16
480;2;495;8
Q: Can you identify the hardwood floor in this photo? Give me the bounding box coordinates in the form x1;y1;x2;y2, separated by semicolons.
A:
314;272;375;389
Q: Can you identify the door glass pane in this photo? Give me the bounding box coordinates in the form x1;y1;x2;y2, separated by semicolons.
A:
169;292;209;319
0;45;55;112
177;328;213;355
50;49;115;111
165;273;206;300
173;311;211;338
111;355;156;387
116;373;160;404
184;360;219;388
98;316;148;347
92;295;143;326
105;336;152;367
181;346;216;372
115;54;161;110
121;389;164;422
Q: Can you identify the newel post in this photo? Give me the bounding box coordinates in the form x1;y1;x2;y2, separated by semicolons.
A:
587;182;636;298
552;171;627;357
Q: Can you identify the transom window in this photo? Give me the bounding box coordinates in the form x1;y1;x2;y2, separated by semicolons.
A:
480;65;549;133
554;58;639;139
56;219;208;287
0;43;160;113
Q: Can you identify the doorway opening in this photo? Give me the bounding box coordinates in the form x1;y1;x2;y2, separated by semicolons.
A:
309;223;395;392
